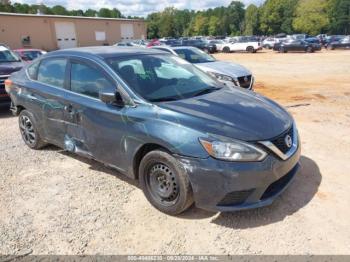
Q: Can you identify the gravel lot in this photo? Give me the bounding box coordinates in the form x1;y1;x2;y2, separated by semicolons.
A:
1;50;350;255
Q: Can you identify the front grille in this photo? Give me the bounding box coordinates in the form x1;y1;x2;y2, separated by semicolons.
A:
217;189;253;206
237;75;252;89
271;126;294;154
261;165;297;200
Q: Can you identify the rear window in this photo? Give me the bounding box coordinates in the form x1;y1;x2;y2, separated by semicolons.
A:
27;61;40;80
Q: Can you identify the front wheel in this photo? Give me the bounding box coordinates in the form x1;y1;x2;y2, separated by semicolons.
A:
306;46;314;53
139;150;193;215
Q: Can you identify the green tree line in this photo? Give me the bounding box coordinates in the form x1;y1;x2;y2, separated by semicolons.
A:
147;0;350;38
0;0;349;37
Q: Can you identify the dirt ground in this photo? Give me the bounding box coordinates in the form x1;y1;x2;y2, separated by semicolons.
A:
1;49;350;255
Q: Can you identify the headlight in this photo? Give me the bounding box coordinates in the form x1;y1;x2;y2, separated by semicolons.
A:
208;72;239;86
200;138;267;162
209;72;233;81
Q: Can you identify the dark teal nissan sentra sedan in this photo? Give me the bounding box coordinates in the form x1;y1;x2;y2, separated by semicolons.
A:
5;47;300;215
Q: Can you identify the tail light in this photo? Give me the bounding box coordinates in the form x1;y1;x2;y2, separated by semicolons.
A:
4;79;13;93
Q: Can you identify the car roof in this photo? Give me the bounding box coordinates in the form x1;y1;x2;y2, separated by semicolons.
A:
46;46;166;59
14;48;43;52
171;46;198;50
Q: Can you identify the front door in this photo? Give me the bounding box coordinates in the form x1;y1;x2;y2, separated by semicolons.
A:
63;58;128;171
55;22;78;49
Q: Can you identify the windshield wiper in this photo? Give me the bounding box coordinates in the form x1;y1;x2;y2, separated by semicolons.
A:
192;87;220;97
149;97;179;102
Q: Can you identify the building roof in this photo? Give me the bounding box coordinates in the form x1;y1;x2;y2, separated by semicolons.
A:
0;12;145;22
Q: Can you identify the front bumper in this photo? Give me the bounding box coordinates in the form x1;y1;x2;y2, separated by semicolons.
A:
177;143;301;212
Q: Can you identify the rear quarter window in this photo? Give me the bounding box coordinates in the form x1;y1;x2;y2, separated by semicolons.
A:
37;58;67;88
27;61;40;80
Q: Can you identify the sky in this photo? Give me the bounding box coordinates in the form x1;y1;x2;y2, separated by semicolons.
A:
15;0;265;17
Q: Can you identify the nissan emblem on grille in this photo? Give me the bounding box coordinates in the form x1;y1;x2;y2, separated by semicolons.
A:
244;76;248;82
285;134;293;148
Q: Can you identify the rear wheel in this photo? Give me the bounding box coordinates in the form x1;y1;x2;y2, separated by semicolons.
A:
330;45;335;50
246;46;254;53
280;47;287;53
306;46;314;53
139;150;193;215
223;46;230;53
18;110;46;149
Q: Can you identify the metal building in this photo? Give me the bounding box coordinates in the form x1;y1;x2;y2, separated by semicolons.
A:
0;12;147;51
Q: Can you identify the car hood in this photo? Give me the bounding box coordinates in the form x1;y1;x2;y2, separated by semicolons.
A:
158;88;292;141
0;62;25;75
195;61;251;78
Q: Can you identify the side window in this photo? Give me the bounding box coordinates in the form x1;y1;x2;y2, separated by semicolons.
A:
37;58;67;88
27;60;40;80
70;62;114;99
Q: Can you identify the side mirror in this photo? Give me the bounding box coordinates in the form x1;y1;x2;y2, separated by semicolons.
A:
99;89;124;107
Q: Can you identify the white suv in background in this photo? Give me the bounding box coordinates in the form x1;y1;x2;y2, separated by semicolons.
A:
221;39;262;53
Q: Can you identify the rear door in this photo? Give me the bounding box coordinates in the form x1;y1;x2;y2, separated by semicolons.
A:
31;57;70;146
63;57;128;170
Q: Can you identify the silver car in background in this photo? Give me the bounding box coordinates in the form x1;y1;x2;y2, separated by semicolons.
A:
151;46;254;90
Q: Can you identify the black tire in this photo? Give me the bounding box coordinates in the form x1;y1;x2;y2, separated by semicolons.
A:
330;45;335;50
223;46;230;53
280;47;287;53
306;46;313;53
139;150;193;215
18;109;46;149
246;46;254;53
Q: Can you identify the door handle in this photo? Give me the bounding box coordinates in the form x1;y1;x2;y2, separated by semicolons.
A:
64;104;80;122
28;94;37;101
64;104;73;112
64;104;75;115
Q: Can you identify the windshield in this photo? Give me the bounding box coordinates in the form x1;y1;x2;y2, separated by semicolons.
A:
106;54;220;102
0;48;21;63
174;48;216;64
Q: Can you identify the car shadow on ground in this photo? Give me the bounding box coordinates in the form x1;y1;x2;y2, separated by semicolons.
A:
59;150;140;188
56;149;320;226
0;107;13;119
208;156;321;228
